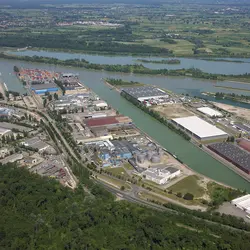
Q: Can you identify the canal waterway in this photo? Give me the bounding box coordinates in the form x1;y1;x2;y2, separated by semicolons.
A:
0;58;250;191
10;50;250;75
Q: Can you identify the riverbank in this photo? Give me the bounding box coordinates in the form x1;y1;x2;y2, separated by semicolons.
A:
3;52;250;84
136;59;181;64
7;47;250;60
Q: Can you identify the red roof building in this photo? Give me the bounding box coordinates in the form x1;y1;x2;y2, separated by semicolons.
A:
85;116;119;127
238;138;250;153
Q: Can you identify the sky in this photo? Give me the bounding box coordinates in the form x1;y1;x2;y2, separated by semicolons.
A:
0;0;248;6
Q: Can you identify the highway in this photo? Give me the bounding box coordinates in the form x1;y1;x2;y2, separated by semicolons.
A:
95;180;168;212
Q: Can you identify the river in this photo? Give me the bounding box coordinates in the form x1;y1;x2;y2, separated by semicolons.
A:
0;57;250;191
9;50;250;75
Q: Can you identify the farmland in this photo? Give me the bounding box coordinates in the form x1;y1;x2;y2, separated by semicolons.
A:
1;2;250;57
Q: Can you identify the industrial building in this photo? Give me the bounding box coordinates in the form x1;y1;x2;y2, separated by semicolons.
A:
142;166;181;185
31;83;59;95
208;142;250;175
21;137;50;152
98;139;137;162
0;108;13;118
85;116;132;128
0;153;23;165
121;86;169;102
172;116;228;142
0;127;12;137
93;100;108;109
197;107;223;118
231;195;250;215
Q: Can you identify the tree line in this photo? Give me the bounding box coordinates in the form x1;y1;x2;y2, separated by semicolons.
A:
3;53;243;81
0;32;173;56
105;78;142;86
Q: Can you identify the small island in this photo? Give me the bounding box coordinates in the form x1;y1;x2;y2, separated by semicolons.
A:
104;78;144;88
136;58;181;64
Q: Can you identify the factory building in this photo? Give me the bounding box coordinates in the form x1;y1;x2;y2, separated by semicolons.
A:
93;100;108;109
31;83;59;95
172;116;228;142
85;116;132;128
232;195;250;215
197;107;223;118
121;86;169;102
21;137;50;152
0;153;23;165
142;166;181;185
208;142;250;175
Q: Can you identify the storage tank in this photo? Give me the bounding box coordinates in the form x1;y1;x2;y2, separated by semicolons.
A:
146;151;154;161
137;154;145;164
151;155;161;163
157;148;164;156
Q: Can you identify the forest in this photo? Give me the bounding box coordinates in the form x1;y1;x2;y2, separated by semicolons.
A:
1;163;250;250
0;33;172;56
105;78;143;86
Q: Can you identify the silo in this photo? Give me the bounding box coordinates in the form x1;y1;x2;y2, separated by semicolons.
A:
146;151;154;161
151;155;161;163
137;154;145;164
157;147;164;156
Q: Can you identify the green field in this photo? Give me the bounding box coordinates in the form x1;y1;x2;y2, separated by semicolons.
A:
169;175;205;198
106;167;130;178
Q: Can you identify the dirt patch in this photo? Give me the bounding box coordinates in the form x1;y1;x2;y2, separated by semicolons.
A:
212;102;250;122
151;104;194;119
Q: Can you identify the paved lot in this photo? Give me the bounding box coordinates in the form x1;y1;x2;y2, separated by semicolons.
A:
217;202;250;222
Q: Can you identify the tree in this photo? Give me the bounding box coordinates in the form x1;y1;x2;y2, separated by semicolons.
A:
13;66;19;73
120;186;125;191
48;94;53;101
43;99;47;108
176;192;182;198
54;93;59;100
183;193;194;200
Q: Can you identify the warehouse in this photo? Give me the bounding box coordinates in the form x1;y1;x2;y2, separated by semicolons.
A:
0;127;12;137
21;137;50;152
122;86;168;102
208;142;250;174
31;83;59;95
85;116;132;128
197;107;223;118
172;116;228;142
232;194;250;215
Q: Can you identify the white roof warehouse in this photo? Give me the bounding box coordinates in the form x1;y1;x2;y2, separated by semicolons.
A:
172;116;228;142
232;194;250;215
197;107;223;118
